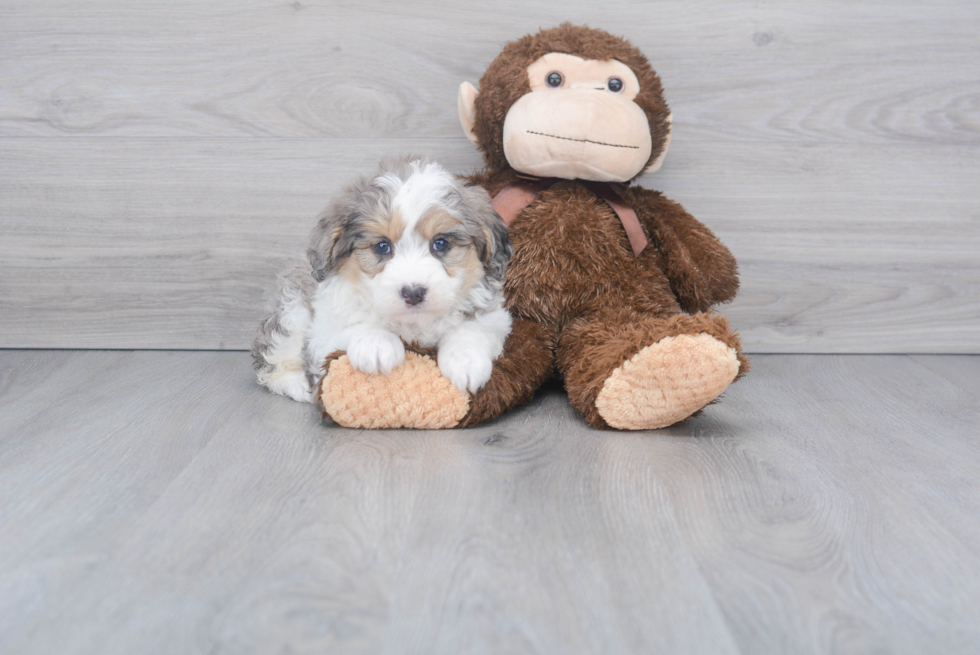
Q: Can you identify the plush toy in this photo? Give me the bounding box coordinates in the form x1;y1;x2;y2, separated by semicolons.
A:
319;23;748;430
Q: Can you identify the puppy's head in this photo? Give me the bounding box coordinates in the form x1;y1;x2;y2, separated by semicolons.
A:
308;157;510;321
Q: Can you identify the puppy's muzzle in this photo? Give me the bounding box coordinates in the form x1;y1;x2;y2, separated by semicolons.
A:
401;285;427;306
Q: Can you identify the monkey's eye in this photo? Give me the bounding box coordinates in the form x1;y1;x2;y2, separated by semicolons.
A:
546;71;564;88
372;241;392;256
431;238;450;253
607;77;624;93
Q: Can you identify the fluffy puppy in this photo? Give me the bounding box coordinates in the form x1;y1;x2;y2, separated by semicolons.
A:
252;157;513;404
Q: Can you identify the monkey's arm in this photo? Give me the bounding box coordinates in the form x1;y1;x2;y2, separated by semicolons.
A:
458;317;556;427
630;188;739;313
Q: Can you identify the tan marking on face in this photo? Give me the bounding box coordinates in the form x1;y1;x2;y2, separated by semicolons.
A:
432;242;472;277
351;246;385;277
453;246;485;291
348;209;405;277
361;209;406;244
338;255;363;282
417;209;483;287
417;210;464;242
416;209;484;288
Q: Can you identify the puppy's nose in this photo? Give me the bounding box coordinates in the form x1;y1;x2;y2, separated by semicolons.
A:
401;285;427;306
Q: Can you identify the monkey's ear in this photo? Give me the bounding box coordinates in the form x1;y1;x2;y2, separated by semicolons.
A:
644;113;673;174
457;81;480;145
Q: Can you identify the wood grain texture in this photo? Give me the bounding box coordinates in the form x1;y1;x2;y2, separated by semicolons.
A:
0;1;978;352
0;351;978;654
1;1;978;143
1;138;976;351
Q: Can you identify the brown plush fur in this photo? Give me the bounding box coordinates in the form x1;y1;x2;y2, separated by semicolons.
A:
457;25;747;429
473;23;671;180
458;318;557;428
457;170;747;428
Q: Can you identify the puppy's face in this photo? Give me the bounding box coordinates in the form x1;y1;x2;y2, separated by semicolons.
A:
343;206;483;321
308;159;510;322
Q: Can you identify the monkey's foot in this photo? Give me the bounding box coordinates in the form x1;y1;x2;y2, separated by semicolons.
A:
319;352;468;429
594;333;740;430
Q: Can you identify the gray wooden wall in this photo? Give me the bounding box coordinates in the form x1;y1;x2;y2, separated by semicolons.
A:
1;1;978;353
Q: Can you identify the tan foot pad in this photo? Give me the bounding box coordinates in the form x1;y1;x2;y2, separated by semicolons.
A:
320;352;468;429
595;333;740;430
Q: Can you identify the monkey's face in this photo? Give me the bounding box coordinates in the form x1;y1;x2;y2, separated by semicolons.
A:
502;53;654;182
459;48;672;183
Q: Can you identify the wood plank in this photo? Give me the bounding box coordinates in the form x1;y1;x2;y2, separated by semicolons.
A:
1;1;978;351
0;1;977;145
680;355;980;652
908;354;980;399
1;138;977;351
1;351;979;653
0;350;738;654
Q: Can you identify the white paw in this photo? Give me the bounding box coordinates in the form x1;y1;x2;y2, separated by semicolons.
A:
347;330;406;376
283;378;314;403
262;370;314;403
438;345;493;394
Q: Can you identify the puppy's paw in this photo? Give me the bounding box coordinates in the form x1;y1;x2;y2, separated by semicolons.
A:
282;378;314;403
438;345;493;394
347;330;406;376
263;370;314;403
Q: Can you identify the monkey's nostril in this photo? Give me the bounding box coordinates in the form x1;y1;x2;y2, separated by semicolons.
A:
401;285;427;306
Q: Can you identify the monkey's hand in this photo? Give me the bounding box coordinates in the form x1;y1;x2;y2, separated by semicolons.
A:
629;187;740;313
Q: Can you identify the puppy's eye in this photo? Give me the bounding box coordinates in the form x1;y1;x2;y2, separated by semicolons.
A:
431;238;450;253
607;77;624;93
546;71;563;88
372;241;392;256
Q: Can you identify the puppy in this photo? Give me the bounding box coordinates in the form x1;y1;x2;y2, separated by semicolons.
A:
252;157;512;404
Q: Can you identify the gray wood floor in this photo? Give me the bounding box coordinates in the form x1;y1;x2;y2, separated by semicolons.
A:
1;350;978;654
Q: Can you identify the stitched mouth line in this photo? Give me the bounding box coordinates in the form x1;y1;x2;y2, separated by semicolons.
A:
526;131;640;149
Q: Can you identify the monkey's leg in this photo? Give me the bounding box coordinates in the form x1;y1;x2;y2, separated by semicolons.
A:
557;310;748;430
319;318;555;429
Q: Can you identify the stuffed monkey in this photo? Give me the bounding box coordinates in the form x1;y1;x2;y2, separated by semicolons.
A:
320;24;748;430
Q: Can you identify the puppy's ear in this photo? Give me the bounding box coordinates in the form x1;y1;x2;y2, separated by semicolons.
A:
458;183;512;283
307;225;339;282
307;183;366;281
307;208;346;281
